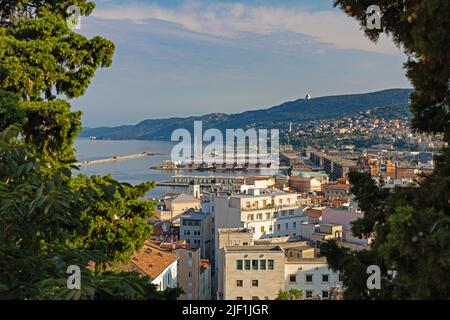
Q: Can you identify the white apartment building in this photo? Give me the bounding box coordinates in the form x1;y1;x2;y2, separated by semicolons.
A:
217;233;343;300
283;245;341;299
211;187;308;241
210;185;309;295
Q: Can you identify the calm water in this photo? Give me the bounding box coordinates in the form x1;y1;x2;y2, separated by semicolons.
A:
74;139;278;198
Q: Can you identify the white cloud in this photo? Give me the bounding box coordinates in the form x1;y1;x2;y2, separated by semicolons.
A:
92;1;402;55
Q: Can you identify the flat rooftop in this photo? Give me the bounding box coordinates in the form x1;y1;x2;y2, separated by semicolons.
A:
218;228;252;234
225;245;283;253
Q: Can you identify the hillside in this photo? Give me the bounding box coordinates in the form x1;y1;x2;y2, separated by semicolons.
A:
80;88;413;140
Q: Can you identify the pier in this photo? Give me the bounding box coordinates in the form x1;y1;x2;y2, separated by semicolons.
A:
76;152;156;167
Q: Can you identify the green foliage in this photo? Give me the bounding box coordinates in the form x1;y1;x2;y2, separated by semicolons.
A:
0;2;179;300
0;127;177;300
69;175;155;270
0;1;114;100
322;163;450;299
0;90;24;128
21;100;83;163
319;0;450;300
275;289;304;300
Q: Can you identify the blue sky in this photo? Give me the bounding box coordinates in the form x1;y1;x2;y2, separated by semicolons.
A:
73;0;411;127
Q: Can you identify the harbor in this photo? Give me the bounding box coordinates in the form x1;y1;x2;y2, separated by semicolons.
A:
75;151;157;167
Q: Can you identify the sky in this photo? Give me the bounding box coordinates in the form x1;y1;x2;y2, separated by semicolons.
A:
72;0;411;127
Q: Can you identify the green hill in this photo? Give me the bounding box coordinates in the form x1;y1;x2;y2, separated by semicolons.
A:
80;88;413;140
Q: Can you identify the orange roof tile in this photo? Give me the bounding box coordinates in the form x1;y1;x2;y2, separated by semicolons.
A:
123;240;178;280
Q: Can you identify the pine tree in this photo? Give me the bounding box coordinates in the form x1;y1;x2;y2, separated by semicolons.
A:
321;0;450;300
0;1;181;300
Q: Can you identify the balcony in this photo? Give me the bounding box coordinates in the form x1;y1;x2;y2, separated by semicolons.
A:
241;204;274;211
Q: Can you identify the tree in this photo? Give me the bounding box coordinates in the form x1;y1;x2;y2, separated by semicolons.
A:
69;175;155;271
275;289;304;300
320;0;450;300
0;1;180;300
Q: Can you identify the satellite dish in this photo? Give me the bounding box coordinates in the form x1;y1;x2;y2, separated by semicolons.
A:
305;94;311;100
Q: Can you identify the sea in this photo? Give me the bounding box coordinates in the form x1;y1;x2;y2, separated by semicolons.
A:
74;139;279;199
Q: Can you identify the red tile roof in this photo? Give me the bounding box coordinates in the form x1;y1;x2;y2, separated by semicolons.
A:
122;240;178;280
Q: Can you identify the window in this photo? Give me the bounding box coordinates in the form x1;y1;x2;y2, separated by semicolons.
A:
322;291;329;299
322;274;329;283
236;260;243;270
252;260;258;270
188;252;193;258
285;223;289;229
269;225;273;232
236;280;243;287
236;297;243;300
306;274;313;283
252;280;259;287
188;272;192;278
260;260;266;270
289;275;297;283
277;224;281;230
252;296;259;300
305;291;313;299
257;213;262;220
293;222;297;228
266;213;271;219
245;260;251;270
260;226;265;233
268;260;274;270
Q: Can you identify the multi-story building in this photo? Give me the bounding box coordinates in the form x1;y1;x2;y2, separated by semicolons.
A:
215;228;253;299
180;210;212;259
322;183;350;201
218;233;343;300
288;172;329;193
283;245;341;299
155;193;201;222
211;187;307;242
200;260;212;300
159;241;212;300
309;151;357;179
223;245;285;300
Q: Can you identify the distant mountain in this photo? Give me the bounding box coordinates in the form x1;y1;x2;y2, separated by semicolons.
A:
80;88;413;140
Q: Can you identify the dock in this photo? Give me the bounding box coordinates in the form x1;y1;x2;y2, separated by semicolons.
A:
76;152;156;167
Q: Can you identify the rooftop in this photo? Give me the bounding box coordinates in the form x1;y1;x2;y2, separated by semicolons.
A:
122;240;178;280
167;193;200;204
225;245;284;253
218;228;252;234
